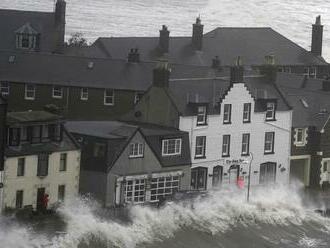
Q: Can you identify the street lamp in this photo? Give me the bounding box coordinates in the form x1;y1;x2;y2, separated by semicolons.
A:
243;152;253;202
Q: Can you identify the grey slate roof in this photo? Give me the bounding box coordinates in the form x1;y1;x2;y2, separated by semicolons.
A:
0;9;57;52
93;27;327;66
0;50;226;91
168;72;292;116
5;128;79;157
7;110;62;125
66;121;191;171
276;74;330;130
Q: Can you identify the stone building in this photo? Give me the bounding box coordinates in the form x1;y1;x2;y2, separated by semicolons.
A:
1;110;80;211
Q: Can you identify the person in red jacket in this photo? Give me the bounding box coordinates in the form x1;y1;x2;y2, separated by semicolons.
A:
42;194;49;212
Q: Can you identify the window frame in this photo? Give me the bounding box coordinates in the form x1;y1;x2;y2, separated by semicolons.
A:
104;89;115;106
59;153;67;172
223;104;232;124
129;143;144;158
162;138;182;156
243;103;251;123
265;102;276;121
58;185;66;202
0;82;9;96
222;135;231;157
17;157;25;177
196;106;207;126
15;190;24;209
264;132;275;154
241;133;250;156
294;128;307;146
81;88;89;101
195;136;206;159
52;86;63;99
37;153;49;177
24;84;35;100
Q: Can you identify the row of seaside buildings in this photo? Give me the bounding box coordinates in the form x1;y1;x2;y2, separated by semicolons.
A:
0;0;330;210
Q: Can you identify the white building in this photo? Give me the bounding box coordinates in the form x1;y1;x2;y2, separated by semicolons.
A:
1;111;80;211
179;71;292;190
124;61;293;191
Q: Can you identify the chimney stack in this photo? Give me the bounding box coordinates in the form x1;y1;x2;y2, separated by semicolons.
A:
127;48;140;63
311;15;323;56
230;57;244;84
192;17;204;51
159;25;170;53
153;60;170;88
54;0;66;54
260;55;277;83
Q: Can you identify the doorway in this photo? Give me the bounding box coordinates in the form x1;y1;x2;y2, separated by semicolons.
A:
191;167;208;190
36;187;45;211
228;164;240;185
212;166;223;187
260;162;276;184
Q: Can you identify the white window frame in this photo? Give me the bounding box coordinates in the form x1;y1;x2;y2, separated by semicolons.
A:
52;86;63;99
264;132;275;154
104;89;114;106
129;143;144;158
0;82;9;96
150;176;180;202
265;102;276;121
222;135;230;157
124;179;146;203
16;34;37;50
197;106;207;126
304;67;317;79
81;88;88;101
162;138;182;156
24;84;35;100
195;136;206;158
241;133;250;155
294;128;307;146
243;103;251;123
223;104;231;124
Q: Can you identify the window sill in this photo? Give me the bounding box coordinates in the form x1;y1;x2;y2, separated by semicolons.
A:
24;97;35;101
264;152;274;155
52;96;63;99
265;119;276;122
104;103;114;106
222;154;230;158
80;98;88;101
129;155;144;159
196;123;208;127
243;120;251;124
194;156;206;160
294;142;306;147
241;153;250;157
223;122;232;125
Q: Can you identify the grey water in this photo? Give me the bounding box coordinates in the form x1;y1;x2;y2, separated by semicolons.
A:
0;0;330;60
1;186;330;248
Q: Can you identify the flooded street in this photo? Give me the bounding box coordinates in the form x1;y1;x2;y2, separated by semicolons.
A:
1;185;329;248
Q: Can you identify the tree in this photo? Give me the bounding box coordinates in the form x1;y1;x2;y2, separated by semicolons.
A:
67;32;88;47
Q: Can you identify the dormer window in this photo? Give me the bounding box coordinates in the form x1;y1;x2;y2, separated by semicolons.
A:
52;86;63;99
265;102;276;121
197;106;207;126
304;67;317;79
162;138;182;156
15;23;39;50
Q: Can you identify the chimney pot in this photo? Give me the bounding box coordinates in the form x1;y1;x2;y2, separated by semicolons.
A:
311;15;323;56
153;60;170;88
230;57;244;84
192;17;204;51
159;25;170;53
